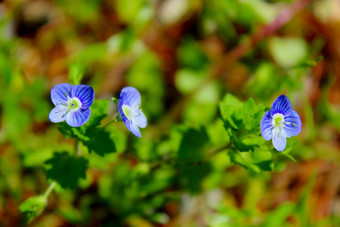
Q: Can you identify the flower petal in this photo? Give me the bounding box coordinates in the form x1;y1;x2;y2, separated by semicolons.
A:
272;128;287;151
260;111;273;141
49;105;70;123
120;86;141;107
72;85;95;109
51;83;73;106
118;96;128;122
283;110;302;137
124;119;142;138
270;95;293;115
66;108;91;127
132;111;147;128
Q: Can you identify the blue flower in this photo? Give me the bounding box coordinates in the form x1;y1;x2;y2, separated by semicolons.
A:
118;86;147;138
49;83;95;127
261;95;302;151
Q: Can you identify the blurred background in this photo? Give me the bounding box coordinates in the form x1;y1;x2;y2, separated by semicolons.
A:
0;0;340;226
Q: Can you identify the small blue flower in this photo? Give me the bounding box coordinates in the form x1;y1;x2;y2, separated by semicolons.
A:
118;86;147;138
261;95;302;151
49;83;95;127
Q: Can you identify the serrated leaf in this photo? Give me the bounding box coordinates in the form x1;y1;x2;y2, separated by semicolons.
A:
230;134;257;152
220;94;243;129
231;133;262;152
57;99;109;142
228;151;260;173
19;195;47;223
45;152;88;189
84;128;116;156
58;123;90;142
220;93;266;153
240;98;264;131
57;99;116;157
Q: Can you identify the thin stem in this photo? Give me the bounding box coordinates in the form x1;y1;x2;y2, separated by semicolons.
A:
74;139;82;156
207;143;233;157
101;119;117;129
43;181;56;199
150;143;232;170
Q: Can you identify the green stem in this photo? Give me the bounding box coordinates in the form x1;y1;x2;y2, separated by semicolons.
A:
43;181;56;199
74;139;82;156
208;143;232;157
101;119;118;129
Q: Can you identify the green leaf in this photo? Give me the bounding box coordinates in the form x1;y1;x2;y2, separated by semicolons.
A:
269;37;308;68
279;139;297;162
219;93;265;152
254;160;274;171
169;126;212;193
240;98;263;131
19;195;47;223
84;128;116;156
230;133;260;152
85;99;110;128
57;99;110;142
57;99;116;157
177;126;210;162
83;100;116;156
45;152;88;189
69;62;85;85
207;119;230;146
228;151;260;173
280;152;296;162
58;123;90;142
227;146;275;172
220;94;243;119
263;202;295;227
178;163;212;194
220;94;243;130
111;97;119;105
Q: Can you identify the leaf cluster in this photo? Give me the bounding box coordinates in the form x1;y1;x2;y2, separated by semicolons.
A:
220;93;265;152
219;94;282;172
57;99;116;156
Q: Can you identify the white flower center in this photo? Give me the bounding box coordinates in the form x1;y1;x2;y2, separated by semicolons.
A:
122;104;140;121
272;113;284;128
122;105;132;120
67;97;82;112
